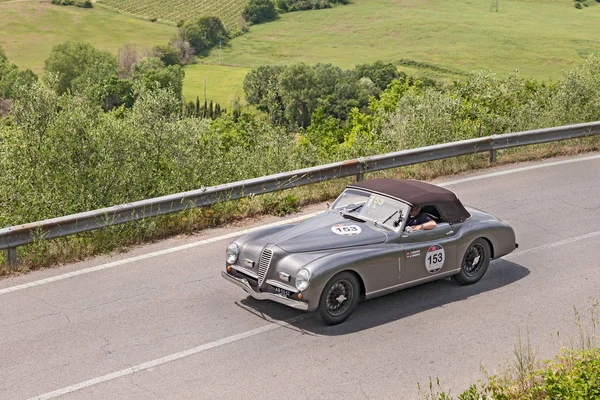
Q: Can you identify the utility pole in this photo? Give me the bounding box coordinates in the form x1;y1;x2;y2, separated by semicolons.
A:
219;40;222;65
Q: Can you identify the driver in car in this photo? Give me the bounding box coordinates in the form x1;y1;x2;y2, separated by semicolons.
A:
406;206;437;231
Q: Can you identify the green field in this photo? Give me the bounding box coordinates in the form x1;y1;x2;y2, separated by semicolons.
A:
182;64;251;107
0;0;175;74
2;0;599;106
185;0;600;103
97;0;246;30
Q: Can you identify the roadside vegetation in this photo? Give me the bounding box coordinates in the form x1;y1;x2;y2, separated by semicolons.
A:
420;304;599;399
1;37;600;272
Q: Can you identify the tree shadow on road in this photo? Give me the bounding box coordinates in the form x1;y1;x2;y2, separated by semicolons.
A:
237;259;530;335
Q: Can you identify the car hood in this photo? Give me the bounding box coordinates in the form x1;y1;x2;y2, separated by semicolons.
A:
271;212;387;253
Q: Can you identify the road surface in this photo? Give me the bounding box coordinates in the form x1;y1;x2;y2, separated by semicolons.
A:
1;153;600;400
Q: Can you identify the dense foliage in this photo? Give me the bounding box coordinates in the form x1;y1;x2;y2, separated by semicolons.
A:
1;43;600;230
181;17;229;55
242;0;350;25
243;61;404;127
274;0;349;13
242;0;277;24
51;0;92;8
0;48;36;107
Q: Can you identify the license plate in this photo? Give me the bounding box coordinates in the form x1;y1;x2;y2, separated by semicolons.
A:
273;287;291;297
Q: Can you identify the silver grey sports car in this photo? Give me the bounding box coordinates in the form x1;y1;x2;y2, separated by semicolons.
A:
222;178;518;325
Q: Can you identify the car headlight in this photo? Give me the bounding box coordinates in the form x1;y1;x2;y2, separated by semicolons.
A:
295;269;311;291
226;243;239;265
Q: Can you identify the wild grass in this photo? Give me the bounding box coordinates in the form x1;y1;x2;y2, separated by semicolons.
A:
419;301;600;399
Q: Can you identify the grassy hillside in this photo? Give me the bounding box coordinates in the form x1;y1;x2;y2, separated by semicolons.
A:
2;0;599;106
0;1;175;74
97;0;246;30
201;0;600;76
187;0;600;105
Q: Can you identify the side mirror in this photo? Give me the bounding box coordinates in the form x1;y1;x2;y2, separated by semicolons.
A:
403;226;413;236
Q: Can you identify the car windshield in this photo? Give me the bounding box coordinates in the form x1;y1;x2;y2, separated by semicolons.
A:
330;189;410;229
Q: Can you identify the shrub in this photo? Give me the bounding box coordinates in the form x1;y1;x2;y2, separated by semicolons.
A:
181;17;228;55
242;0;277;24
51;0;92;8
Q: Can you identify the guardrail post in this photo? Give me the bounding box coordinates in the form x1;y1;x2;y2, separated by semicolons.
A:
6;247;17;267
356;172;364;182
489;150;497;164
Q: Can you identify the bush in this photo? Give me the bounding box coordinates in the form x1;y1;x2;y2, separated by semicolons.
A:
51;0;92;8
181;17;228;55
242;0;277;24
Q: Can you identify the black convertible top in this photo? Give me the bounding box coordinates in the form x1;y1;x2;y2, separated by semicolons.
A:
348;178;470;223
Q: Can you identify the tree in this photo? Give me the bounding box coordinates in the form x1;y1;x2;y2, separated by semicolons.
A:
243;65;284;108
242;0;277;24
118;44;138;78
353;61;401;91
0;47;37;99
278;63;317;127
132;58;185;100
181;17;228;55
152;44;181;67
44;42;118;94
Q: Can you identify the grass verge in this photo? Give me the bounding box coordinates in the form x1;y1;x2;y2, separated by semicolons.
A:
1;137;599;277
419;302;599;399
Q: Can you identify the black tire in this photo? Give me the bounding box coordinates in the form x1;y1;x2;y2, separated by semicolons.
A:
454;238;491;285
317;271;360;325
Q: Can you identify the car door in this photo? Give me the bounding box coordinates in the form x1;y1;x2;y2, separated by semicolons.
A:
399;222;459;284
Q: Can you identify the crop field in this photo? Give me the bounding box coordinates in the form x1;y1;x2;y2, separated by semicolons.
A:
97;0;246;30
0;0;175;74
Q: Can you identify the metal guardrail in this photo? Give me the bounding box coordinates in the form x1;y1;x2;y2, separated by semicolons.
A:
2;121;600;266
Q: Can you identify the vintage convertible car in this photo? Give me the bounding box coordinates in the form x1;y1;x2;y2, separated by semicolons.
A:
222;178;517;325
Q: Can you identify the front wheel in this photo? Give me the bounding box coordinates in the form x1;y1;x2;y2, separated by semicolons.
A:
454;238;491;285
317;271;360;325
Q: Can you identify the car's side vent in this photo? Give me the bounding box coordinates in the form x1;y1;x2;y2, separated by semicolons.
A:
257;248;273;287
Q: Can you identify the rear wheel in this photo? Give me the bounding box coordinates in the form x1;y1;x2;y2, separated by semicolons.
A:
317;272;360;325
454;238;491;285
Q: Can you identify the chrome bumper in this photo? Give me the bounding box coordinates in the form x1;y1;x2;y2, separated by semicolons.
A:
221;271;309;311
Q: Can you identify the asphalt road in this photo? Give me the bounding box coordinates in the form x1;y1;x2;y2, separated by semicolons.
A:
1;154;600;400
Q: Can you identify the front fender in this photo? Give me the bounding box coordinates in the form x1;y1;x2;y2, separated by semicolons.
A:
288;246;401;311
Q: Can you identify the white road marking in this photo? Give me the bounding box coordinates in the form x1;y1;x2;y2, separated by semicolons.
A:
0;212;322;296
27;313;312;400
25;228;600;399
2;153;599;296
437;154;600;187
504;230;600;260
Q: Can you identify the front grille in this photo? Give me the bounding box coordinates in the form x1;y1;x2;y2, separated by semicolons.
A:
257;248;273;287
